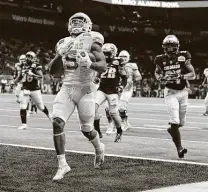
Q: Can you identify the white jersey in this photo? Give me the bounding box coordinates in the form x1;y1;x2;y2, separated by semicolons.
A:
56;31;104;86
124;62;141;91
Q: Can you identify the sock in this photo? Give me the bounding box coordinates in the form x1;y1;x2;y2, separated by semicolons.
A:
91;133;102;152
20;109;27;124
116;127;122;134
34;105;37;113
42;105;49;116
94;119;102;135
57;154;68;167
206;106;208;113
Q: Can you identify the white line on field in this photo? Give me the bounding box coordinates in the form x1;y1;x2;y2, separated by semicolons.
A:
1;114;208;125
1;142;208;166
1;124;208;144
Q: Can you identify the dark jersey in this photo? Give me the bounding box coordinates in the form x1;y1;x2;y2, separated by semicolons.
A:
154;51;191;90
21;62;42;91
99;59;126;94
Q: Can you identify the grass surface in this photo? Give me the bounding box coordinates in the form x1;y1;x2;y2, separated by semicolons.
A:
1;145;208;192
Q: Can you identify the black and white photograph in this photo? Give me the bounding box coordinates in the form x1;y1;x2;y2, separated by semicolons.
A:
1;0;208;191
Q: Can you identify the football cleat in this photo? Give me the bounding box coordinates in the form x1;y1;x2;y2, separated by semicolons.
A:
52;165;71;181
122;120;131;131
203;112;208;116
178;148;188;159
94;143;105;169
18;124;28;130
114;129;123;143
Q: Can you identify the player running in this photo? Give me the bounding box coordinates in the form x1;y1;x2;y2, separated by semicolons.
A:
48;12;106;181
201;68;208;116
94;43;127;141
14;54;26;103
118;50;142;131
14;51;51;130
154;35;195;158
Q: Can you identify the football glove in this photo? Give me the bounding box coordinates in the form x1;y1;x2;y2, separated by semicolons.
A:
76;50;92;68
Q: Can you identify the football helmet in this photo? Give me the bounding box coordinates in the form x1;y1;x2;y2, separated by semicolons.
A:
19;54;26;65
118;50;130;64
68;12;92;35
162;35;179;55
26;51;37;64
102;43;117;62
204;68;208;77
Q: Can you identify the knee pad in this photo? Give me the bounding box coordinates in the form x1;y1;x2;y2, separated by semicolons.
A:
119;108;127;118
81;124;93;132
82;129;97;141
53;117;65;135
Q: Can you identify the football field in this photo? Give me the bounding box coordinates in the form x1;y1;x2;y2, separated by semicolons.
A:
1;94;208;192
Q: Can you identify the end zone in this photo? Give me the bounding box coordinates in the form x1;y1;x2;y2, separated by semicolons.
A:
1;142;208;166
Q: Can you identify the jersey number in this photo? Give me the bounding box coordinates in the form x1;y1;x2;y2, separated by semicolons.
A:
22;74;33;82
101;67;116;79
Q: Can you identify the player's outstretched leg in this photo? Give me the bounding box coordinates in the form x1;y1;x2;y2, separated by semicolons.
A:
52;117;71;181
105;107;116;135
110;110;123;142
82;129;105;169
94;104;103;138
167;124;187;158
18;91;29;130
204;96;208;116
94;118;103;138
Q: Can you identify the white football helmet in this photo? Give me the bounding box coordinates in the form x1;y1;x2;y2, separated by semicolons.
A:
19;54;26;64
26;51;37;63
68;12;92;35
162;35;180;54
204;68;208;77
102;43;117;57
119;50;130;64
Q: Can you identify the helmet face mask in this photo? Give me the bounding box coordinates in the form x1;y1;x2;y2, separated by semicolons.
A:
19;55;26;65
119;50;130;64
102;43;117;63
26;51;36;64
68;13;92;35
162;35;179;55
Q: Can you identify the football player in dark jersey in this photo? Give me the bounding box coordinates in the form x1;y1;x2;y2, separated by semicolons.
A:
94;43;127;142
14;51;52;129
154;35;195;158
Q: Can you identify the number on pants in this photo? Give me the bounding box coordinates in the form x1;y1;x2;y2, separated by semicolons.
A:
101;67;116;79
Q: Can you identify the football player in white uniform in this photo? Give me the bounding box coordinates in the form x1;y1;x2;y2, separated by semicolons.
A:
14;51;51;130
201;68;208;116
118;50;142;131
14;54;26;103
155;35;195;158
48;12;106;181
94;43;127;142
